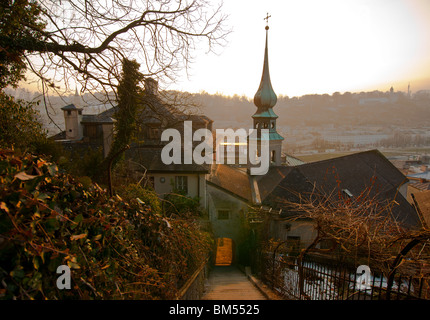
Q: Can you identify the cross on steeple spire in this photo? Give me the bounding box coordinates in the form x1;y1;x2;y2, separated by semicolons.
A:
264;13;271;28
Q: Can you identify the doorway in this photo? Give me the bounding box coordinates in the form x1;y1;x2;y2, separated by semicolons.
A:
215;237;234;266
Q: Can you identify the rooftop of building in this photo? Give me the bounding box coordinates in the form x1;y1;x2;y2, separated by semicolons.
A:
208;149;421;229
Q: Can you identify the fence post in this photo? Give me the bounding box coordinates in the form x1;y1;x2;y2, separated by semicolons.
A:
272;241;287;290
386;238;422;300
175;257;209;300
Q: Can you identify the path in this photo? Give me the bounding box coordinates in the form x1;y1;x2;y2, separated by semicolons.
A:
201;266;267;300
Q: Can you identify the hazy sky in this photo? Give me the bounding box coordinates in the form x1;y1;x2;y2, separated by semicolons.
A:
170;0;430;98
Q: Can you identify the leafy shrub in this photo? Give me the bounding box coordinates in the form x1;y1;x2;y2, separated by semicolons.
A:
0;149;211;299
164;189;203;218
120;183;161;214
0;91;66;167
0;92;46;151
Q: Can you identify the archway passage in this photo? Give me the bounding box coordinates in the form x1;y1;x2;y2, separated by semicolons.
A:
215;238;234;266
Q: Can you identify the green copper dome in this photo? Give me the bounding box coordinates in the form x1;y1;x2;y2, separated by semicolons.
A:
253;26;277;110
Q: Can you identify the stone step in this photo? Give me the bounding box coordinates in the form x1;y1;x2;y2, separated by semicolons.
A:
201;266;267;300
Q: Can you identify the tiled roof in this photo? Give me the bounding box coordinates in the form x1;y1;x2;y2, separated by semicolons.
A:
411;190;430;228
49;130;66;140
81;107;115;124
61;104;82;111
409;181;430;191
207;164;253;202
284;154;305;166
253;166;293;202
261;149;420;228
295;149;407;197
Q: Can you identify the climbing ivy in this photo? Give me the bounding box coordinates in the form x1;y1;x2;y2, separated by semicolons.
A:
106;58;143;169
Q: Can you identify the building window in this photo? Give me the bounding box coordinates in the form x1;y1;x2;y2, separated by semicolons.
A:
271;150;276;162
217;210;230;220
175;176;188;193
148;126;160;139
147;176;155;189
67;111;71;116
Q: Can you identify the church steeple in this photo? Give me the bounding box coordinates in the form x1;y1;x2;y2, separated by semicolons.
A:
251;14;284;167
254;18;277;110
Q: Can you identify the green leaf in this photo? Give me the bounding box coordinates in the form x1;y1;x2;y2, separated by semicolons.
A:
36;193;50;202
10;267;25;280
28;272;42;290
44;218;59;232
47;164;58;176
71;214;83;230
74;214;83;224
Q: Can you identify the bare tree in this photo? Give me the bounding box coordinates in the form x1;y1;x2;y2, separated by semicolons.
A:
270;186;430;274
10;0;228;100
254;185;430;300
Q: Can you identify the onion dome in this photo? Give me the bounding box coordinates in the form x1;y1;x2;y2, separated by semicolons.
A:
253;25;277;110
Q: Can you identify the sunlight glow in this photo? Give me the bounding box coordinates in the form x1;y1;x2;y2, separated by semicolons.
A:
171;0;430;97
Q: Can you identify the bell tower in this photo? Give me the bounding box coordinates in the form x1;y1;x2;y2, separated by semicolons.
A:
61;88;84;140
252;14;284;166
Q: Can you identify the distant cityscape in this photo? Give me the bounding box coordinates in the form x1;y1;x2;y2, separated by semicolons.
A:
5;85;430;180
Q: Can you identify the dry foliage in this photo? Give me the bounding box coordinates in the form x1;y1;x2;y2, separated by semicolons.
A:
266;183;430;273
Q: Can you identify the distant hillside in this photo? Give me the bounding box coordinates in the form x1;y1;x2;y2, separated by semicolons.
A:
4;87;430;133
191;90;430;129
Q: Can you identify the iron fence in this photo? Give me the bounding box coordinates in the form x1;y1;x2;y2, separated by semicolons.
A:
261;252;430;300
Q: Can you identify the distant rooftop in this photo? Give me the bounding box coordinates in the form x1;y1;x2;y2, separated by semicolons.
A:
61;104;82;111
81;107;115;124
